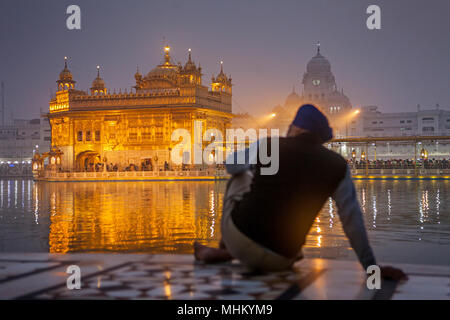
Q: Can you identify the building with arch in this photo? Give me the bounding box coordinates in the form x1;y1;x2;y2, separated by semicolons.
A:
47;46;233;172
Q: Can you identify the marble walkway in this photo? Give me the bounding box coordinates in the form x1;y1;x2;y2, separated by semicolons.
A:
0;253;448;300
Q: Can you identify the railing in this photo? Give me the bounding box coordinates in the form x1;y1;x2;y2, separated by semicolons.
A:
36;170;229;180
34;168;450;181
350;168;450;177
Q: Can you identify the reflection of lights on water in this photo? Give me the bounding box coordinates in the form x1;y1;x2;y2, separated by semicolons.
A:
28;180;31;205
372;195;377;228
34;183;39;224
361;188;366;214
22;180;25;208
7;181;10;207
436;189;440;224
14;180;18;207
209;190;215;237
419;190;429;226
387;189;391;221
164;270;172;299
328;198;334;228
316;220;322;247
424;191;429;212
96;265;104;288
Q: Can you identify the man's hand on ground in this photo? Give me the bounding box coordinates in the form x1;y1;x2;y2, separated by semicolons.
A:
380;266;408;281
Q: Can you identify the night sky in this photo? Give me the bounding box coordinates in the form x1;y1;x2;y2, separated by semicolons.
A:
0;0;449;120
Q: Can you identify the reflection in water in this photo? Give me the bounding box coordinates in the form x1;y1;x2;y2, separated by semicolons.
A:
303;180;450;265
0;179;449;264
39;181;225;253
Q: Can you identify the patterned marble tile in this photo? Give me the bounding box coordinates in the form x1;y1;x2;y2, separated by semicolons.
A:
0;261;60;281
1;254;448;300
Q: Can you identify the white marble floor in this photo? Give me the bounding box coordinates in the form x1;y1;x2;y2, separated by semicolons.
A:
0;253;448;300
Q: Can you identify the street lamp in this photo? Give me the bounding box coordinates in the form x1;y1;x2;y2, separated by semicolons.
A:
361;151;366;161
420;148;428;160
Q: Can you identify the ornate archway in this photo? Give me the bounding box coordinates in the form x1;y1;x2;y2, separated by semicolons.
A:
76;150;101;171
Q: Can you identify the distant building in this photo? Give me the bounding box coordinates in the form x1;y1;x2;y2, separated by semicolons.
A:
269;43;352;137
0;117;51;176
267;43;450;160
350;105;450;137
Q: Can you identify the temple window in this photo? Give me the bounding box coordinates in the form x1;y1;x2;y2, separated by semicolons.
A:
86;131;91;141
129;133;137;140
95;130;100;141
77;131;83;141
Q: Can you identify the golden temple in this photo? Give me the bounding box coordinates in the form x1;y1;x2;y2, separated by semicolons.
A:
46;46;233;172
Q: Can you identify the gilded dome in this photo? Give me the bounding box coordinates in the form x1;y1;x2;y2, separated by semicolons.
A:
183;49;197;72
59;58;73;81
91;66;106;89
146;65;179;78
134;66;142;81
92;77;105;88
146;46;180;79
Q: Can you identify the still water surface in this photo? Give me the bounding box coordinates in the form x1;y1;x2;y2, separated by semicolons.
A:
0;179;449;265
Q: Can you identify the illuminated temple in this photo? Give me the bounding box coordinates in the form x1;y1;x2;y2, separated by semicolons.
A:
46;46;233;171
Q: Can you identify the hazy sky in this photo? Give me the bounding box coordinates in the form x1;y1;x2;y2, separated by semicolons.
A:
1;0;449;120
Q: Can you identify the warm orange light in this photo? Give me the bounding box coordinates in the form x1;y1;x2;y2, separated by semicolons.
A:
270;113;276;118
354;109;360;114
164;46;170;52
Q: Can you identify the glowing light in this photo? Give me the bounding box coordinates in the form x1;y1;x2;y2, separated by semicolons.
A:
164;271;172;299
188;48;191;52
164;46;170;52
270;113;276;118
354;109;360;114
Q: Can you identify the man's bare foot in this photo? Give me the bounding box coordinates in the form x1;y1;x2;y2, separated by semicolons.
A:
193;241;233;264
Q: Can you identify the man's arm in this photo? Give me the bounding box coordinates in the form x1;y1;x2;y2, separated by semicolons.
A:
332;166;377;270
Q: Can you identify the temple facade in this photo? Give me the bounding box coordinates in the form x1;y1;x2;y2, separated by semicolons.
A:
46;46;233;172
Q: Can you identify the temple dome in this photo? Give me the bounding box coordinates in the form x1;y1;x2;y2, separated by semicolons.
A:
306;49;331;73
146;65;178;78
91;67;105;89
91;77;105;88
183;49;197;71
59;68;73;81
134;66;142;81
59;58;73;81
284;87;301;107
90;66;107;95
146;45;180;79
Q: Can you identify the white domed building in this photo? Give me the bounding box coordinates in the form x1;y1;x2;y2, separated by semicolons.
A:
269;44;353;137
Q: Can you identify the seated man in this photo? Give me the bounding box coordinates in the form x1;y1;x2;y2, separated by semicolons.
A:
195;104;407;280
